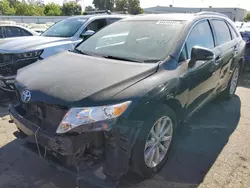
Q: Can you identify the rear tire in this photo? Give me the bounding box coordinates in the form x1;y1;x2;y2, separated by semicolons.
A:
131;105;177;178
220;63;240;100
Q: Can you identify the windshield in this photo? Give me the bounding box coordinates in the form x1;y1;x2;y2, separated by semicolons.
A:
76;20;186;62
42;18;87;37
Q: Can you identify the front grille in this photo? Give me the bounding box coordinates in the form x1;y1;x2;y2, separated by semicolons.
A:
16;58;38;70
0;64;15;76
20;102;68;133
0;52;38;76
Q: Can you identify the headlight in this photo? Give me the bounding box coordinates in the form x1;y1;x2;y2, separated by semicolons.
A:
16;50;43;59
56;101;131;134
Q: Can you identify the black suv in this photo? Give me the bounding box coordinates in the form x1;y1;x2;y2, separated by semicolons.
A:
9;12;245;183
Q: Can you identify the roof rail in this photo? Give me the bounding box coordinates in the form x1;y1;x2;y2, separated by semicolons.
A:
196;11;229;18
83;9;129;15
83;10;112;15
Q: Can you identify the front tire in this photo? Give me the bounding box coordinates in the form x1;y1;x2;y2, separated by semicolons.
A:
220;63;240;99
131;105;177;178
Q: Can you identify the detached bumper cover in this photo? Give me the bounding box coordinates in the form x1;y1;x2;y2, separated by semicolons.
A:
9;105;74;155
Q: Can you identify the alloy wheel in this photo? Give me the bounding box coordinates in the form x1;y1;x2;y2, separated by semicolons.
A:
230;67;239;95
144;116;173;168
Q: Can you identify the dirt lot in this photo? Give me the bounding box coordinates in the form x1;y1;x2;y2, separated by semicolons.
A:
0;72;250;188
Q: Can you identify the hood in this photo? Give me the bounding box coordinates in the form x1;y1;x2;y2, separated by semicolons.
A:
15;51;158;107
0;36;74;52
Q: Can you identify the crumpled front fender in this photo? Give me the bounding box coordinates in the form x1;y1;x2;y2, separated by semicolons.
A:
103;118;143;180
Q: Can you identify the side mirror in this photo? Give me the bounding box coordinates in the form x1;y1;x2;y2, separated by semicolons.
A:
80;30;95;39
189;46;215;68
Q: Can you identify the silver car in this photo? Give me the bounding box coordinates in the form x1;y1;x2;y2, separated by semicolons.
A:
0;14;127;92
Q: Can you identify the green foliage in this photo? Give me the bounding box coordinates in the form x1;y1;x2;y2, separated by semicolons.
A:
44;3;62;16
14;1;44;16
93;0;115;11
245;13;250;21
0;0;16;15
115;0;142;14
62;2;82;16
0;0;143;16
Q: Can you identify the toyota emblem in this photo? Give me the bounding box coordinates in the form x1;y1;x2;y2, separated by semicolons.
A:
21;90;31;103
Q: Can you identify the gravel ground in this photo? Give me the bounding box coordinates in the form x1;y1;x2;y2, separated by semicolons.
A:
0;72;250;188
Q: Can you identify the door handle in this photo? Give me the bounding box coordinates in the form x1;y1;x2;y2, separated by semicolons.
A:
234;45;239;52
215;55;222;65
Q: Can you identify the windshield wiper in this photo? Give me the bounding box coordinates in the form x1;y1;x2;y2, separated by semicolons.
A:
74;49;93;56
142;59;161;63
103;55;142;62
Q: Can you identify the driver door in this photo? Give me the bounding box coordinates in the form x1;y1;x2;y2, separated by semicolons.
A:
186;20;221;115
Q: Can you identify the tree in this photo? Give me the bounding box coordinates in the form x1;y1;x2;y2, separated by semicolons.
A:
115;0;128;12
44;3;62;16
14;1;44;16
13;1;30;15
127;0;143;14
245;13;250;21
115;0;142;14
62;2;82;16
7;0;18;7
0;0;16;15
85;5;95;11
29;4;45;15
93;0;114;11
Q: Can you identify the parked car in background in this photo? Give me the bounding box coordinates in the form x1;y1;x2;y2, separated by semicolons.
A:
29;24;48;34
9;12;245;184
0;14;128;92
239;23;250;71
0;24;38;38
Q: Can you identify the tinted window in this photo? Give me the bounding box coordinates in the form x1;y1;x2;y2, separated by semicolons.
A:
0;27;4;38
211;20;231;45
42;18;87;37
187;20;214;58
107;18;121;25
21;29;32;36
5;26;23;38
228;23;238;39
76;20;186;62
86;19;107;32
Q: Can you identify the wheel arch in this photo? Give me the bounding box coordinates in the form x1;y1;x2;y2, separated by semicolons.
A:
238;57;244;74
164;98;185;125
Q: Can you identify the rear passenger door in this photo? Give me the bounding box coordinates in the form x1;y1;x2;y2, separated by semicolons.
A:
210;19;237;91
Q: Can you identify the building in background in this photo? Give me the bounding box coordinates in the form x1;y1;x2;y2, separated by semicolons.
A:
144;6;247;21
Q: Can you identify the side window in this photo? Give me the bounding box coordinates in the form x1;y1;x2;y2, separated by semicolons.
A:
186;20;214;58
5;26;23;38
211;20;231;45
107;18;121;25
0;27;4;38
228;23;238;39
21;29;32;36
86;19;108;32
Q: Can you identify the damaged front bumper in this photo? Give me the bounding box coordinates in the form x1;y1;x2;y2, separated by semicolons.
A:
9;104;143;182
0;75;16;92
9;104;75;155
